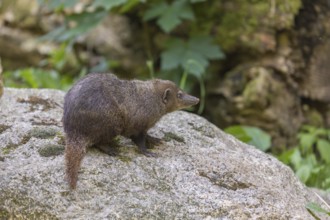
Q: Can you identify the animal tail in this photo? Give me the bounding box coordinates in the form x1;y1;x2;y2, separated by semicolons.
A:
65;137;87;189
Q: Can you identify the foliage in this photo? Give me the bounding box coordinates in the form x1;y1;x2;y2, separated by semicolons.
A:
143;0;195;33
40;10;108;43
34;0;224;113
144;0;225;83
39;0;224;75
3;68;72;90
4;42;75;90
161;36;224;76
278;126;330;190
224;125;271;152
225;124;330;191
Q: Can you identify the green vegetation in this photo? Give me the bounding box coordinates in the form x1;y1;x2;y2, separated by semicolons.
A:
4;68;72;90
279;126;330;190
227;125;330;191
225;125;271;152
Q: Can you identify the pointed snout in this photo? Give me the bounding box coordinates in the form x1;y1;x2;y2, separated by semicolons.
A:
182;94;199;107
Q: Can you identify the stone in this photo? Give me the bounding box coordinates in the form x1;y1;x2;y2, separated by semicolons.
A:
207;66;303;148
0;88;328;219
302;40;330;102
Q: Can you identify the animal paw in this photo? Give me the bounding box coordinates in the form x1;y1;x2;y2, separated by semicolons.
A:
146;135;163;148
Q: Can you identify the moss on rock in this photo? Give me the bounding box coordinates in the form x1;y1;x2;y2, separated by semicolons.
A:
38;144;65;157
163;132;185;143
29;127;57;139
215;0;301;52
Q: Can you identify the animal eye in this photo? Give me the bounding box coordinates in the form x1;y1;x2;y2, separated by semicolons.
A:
177;92;183;99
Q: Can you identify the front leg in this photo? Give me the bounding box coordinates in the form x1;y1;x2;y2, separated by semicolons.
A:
131;133;157;157
146;134;163;149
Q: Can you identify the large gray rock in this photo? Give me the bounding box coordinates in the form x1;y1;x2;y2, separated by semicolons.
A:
0;88;327;219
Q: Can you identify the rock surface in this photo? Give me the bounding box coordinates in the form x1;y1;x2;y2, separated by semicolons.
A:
0;62;3;98
0;88;327;219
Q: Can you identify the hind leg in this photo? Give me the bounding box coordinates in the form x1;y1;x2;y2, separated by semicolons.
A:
65;136;88;189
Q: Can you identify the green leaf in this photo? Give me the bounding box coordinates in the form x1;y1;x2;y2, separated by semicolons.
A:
242;126;271;152
322;176;330;189
66;10;107;29
92;0;128;10
306;202;330;215
174;0;194;20
182;50;208;76
144;0;194;33
143;2;168;21
39;25;66;41
184;59;205;78
317;139;330;163
19;69;39;88
119;0;143;13
41;10;107;42
311;164;324;174
224;125;271;152
290;148;302;170
314;128;328;136
188;36;225;59
49;43;67;69
38;0;79;10
296;164;312;183
224;125;252;143
161;39;185;70
306;153;317;167
161;36;224;77
298;133;316;152
277;148;296;165
301;125;317;133
157;11;182;33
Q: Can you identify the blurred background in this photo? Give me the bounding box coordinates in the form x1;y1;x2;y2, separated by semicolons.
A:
1;0;330;191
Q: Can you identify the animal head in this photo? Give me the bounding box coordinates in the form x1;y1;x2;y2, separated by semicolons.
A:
153;79;199;113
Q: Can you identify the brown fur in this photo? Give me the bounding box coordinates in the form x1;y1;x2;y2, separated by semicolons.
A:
65;138;88;189
63;73;199;189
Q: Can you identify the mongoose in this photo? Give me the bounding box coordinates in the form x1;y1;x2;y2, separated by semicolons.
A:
63;73;199;189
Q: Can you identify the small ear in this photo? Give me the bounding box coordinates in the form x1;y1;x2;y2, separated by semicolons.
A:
162;88;171;104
